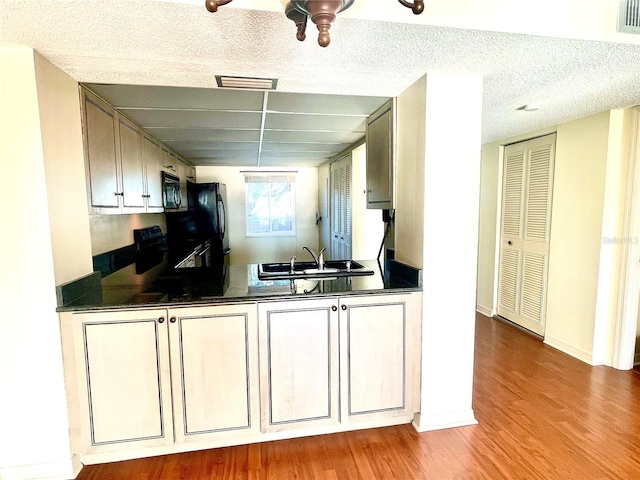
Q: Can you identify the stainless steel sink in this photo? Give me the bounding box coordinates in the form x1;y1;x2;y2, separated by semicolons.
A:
258;260;374;280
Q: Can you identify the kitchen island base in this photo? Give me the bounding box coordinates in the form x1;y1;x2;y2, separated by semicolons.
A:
59;292;421;468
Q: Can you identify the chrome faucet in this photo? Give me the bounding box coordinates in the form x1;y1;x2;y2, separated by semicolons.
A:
303;247;326;270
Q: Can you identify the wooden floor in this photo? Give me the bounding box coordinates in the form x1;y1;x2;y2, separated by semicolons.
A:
75;314;640;479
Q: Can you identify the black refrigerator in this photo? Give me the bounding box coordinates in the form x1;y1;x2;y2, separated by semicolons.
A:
165;182;230;266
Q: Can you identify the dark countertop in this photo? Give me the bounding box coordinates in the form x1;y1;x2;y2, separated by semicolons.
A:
57;253;422;312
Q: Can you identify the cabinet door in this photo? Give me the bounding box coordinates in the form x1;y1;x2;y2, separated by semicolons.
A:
161;149;178;173
118;117;145;210
70;309;173;454
258;299;339;432
142;136;164;211
168;304;260;443
366;101;394;209
176;159;189;211
339;294;415;423
82;90;119;210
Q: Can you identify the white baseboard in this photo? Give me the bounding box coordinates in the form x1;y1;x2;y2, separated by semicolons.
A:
411;409;478;433
475;305;493;317
544;334;594;365
0;459;75;480
71;454;83;479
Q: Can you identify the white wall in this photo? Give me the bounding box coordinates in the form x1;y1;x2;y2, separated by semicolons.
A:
395;75;426;269
196;166;319;265
475;142;499;317
317;161;331;253
34;51;93;286
89;214;167;255
592;110;630;365
351;144;384;260
544;111;635;366
544;113;611;362
394;73;483;432
477;111;636;366
0;46;75;480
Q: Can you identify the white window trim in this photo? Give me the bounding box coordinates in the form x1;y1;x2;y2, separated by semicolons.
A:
244;174;297;238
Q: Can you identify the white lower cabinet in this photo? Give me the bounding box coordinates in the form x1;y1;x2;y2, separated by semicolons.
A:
61;303;258;456
168;304;260;443
258;298;340;432
257;293;418;432
63;309;174;454
339;294;416;424
60;293;419;462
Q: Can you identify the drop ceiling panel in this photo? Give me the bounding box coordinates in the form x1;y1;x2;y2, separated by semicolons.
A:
258;158;327;167
263;130;364;144
268;92;389;116
85;84;265;111
197;156;259;166
119;110;263;129
193;151;260;162
148;129;260;142
260;151;334;159
260;142;352;152
264;113;366;132
179;143;261;156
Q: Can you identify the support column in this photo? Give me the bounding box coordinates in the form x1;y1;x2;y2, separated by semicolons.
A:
397;73;483;432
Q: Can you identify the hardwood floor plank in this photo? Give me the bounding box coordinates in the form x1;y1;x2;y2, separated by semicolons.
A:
75;314;640;479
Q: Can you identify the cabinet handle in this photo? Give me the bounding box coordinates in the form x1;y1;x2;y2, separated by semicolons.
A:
170;317;177;323
341;305;347;310
158;317;165;324
114;192;124;196
331;305;337;312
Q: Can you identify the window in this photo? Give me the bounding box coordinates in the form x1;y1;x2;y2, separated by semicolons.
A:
245;174;296;237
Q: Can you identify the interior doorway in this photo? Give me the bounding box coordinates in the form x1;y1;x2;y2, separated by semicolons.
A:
497;134;556;336
614;106;640;370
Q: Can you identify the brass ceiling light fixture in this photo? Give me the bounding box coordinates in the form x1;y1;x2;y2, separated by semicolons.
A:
205;0;425;47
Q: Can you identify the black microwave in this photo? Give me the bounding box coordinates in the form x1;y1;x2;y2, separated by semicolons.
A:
162;172;182;209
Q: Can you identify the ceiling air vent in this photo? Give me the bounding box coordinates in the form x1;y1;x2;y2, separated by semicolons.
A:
618;0;640;33
215;75;278;90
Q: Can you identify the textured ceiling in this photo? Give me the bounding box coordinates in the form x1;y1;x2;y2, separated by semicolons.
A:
2;0;640;166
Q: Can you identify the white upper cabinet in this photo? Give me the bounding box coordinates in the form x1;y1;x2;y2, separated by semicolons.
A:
81;86;185;215
117;116;145;210
82;89;120;211
366;99;396;210
142;135;165;212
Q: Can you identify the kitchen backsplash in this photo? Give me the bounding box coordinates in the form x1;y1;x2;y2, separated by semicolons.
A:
89;213;166;256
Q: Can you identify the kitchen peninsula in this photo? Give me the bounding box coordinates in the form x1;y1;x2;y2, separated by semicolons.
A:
57;252;422;465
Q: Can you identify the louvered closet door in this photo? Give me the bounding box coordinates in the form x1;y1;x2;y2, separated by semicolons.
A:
497;134;556;336
330;155;352;260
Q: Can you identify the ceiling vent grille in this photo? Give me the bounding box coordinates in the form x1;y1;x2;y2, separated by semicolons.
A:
618;0;640;33
215;75;278;90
